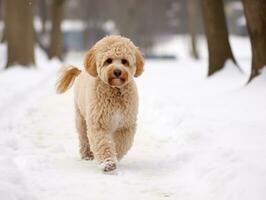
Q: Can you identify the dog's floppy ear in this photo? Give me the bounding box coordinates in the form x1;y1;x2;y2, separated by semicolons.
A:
84;48;97;77
134;47;144;77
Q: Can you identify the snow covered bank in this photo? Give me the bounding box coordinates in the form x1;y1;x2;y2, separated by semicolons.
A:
0;46;60;200
137;58;266;200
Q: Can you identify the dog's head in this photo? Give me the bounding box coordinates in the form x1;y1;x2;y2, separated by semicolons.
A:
84;35;144;87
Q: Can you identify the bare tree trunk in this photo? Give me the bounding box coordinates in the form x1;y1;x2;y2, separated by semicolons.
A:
187;0;199;59
37;0;47;35
5;0;35;68
242;0;266;82
0;0;5;43
201;0;237;76
48;0;65;60
1;27;6;43
0;0;3;21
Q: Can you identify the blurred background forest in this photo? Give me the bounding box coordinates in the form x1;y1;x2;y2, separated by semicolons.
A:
0;0;248;53
0;0;265;82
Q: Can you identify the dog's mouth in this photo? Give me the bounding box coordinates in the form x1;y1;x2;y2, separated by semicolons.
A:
108;77;126;87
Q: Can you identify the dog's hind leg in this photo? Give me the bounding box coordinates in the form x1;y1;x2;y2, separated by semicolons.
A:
114;125;136;161
75;106;94;160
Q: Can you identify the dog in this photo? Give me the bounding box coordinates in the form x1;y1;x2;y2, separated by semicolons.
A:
56;35;144;172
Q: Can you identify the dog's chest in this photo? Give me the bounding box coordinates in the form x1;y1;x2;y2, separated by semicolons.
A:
111;111;123;129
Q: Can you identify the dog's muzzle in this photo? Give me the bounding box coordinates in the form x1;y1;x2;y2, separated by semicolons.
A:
108;68;128;87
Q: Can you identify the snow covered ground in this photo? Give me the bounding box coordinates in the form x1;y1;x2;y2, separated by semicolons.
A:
0;36;266;200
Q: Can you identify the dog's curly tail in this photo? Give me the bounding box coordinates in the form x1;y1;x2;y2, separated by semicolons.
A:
56;66;81;94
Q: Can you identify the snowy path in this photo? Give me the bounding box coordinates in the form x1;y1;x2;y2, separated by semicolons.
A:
12;63;184;200
2;57;266;200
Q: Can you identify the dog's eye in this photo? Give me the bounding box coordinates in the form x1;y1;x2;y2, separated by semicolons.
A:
106;58;113;64
121;59;129;66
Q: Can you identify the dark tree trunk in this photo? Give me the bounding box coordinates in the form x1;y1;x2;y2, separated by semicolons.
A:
35;0;49;55
0;0;5;43
5;0;35;68
37;0;48;35
187;0;199;59
1;27;6;43
242;0;266;82
202;0;237;76
48;0;65;60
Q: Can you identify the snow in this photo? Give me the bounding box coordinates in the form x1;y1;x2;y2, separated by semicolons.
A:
33;18;87;32
0;36;266;200
237;16;246;26
0;45;60;200
0;44;7;69
228;1;244;11
61;20;87;32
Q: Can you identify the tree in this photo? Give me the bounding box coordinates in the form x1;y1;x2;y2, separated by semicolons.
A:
0;28;5;43
201;0;237;76
48;0;65;60
186;0;199;59
0;0;5;43
242;0;266;82
35;0;48;54
5;0;35;68
37;0;48;36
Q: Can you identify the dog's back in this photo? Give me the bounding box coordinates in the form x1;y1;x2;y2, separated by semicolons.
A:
73;71;96;117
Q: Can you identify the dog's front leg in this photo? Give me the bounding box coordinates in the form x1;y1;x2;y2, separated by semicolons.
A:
114;125;136;161
87;125;117;172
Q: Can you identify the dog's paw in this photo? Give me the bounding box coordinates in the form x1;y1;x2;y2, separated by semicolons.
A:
100;159;117;172
81;151;94;160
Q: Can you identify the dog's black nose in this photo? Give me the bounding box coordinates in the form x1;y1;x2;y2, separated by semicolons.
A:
113;69;122;77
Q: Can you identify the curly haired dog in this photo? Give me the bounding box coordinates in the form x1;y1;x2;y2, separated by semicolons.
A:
56;35;144;172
